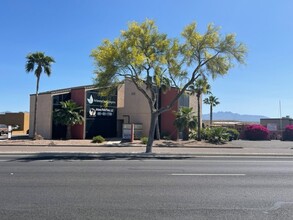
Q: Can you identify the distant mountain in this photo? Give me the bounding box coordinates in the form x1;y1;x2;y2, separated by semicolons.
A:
202;111;269;122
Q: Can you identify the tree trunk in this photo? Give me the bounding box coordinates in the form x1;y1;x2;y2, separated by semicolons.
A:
33;76;40;139
155;87;160;140
146;113;158;153
155;120;160;140
183;127;189;140
197;94;201;141
66;125;71;140
210;105;213;126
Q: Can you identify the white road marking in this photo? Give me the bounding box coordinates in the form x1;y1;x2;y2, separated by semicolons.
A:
142;159;293;163
170;173;246;176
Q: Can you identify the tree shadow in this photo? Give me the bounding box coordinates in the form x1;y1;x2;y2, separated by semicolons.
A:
9;153;193;162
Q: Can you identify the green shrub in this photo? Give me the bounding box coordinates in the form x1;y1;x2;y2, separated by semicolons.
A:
205;127;229;144
92;135;105;143
226;128;240;141
199;128;209;140
140;137;148;144
188;130;198;140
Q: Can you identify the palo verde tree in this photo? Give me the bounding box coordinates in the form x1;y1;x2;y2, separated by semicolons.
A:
25;52;55;139
204;95;220;126
91;19;246;153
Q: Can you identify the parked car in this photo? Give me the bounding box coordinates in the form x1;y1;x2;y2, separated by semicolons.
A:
0;124;8;136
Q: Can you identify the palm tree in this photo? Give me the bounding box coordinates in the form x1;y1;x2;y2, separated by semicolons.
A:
204;95;220;126
189;77;211;141
25;52;55;139
53;100;84;139
173;107;197;140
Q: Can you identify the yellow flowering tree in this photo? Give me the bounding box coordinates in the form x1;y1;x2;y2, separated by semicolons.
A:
91;19;246;153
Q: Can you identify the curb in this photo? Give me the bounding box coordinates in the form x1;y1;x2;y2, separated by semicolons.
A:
1;152;293;158
0;144;243;149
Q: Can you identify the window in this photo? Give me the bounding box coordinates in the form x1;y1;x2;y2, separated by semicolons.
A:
178;93;189;107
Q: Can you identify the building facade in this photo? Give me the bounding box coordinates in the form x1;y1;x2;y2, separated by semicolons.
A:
0;112;29;134
260;117;293;139
29;80;199;140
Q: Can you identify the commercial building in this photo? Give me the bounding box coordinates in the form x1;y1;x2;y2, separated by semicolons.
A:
0;112;29;134
29;79;199;140
260;117;293;139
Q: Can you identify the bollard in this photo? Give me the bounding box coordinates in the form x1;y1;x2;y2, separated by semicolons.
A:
7;125;12;140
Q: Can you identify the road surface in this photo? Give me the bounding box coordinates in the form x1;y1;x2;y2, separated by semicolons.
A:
1;156;293;219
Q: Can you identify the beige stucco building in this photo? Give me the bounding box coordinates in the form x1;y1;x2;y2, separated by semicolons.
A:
29;79;199;140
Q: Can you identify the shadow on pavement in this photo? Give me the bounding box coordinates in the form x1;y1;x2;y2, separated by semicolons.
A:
10;153;193;162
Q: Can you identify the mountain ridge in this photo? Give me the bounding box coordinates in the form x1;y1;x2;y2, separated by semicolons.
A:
202;111;268;122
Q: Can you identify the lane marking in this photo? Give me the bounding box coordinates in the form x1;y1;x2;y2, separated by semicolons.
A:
170;173;246;176
143;159;293;163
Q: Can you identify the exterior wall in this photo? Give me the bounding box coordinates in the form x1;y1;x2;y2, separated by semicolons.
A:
71;88;86;139
29;93;52;139
117;80;151;137
189;94;197;113
160;91;198;140
0;112;29;134
260;118;293;139
117;84;125;109
260;118;293;131
160;89;179;140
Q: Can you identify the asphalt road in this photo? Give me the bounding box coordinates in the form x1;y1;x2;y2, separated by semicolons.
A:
1;156;293;220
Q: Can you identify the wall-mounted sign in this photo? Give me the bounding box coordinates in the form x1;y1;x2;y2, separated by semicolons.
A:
267;123;277;131
88;108;114;117
87;94;116;106
86;90;117;119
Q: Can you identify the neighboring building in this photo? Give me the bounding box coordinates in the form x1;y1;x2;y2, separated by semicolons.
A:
260;117;293;139
0;112;29;134
29;79;198;140
203;120;255;135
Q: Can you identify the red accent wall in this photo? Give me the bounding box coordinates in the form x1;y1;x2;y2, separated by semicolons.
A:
70;88;85;139
160;88;179;140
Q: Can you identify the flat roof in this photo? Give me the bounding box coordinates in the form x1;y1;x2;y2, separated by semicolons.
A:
30;84;97;96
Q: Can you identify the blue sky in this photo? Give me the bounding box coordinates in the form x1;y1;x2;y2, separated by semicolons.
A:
1;0;293;118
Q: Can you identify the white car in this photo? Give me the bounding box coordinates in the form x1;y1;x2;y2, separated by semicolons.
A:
0;124;8;136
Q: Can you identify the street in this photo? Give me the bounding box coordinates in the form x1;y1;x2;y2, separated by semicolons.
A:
1;156;293;219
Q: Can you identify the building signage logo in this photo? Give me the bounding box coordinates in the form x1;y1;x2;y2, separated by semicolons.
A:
89;108;96;116
87;95;94;104
87;94;116;106
88;108;114;117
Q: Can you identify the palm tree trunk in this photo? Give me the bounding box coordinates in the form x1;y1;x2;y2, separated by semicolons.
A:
210;104;213;126
33;76;40;139
66;125;71;140
197;94;201;141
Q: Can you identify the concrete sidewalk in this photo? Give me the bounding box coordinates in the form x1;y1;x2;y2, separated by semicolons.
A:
0;139;293;157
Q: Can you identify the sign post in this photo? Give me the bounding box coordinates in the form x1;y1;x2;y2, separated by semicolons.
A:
131;124;134;142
